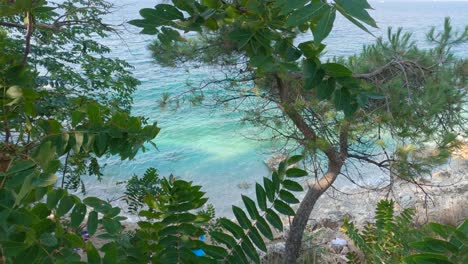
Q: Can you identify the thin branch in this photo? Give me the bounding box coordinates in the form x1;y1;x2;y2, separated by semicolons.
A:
22;12;34;64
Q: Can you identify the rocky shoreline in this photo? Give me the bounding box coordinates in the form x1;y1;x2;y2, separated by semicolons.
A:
87;150;467;263
261;154;468;263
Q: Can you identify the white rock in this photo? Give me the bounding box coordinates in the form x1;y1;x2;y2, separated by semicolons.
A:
331;238;347;247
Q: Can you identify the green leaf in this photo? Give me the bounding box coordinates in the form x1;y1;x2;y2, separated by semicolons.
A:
233;206;251;229
128;19;157;30
202;0;221;8
5;169;34;190
263;178;275;202
404;254;451;264
56;195;75;217
411;238;459;254
304;59;324;89
173;0;196;13
229;28;254;49
313;8;336;43
87;103;101;125
266;209;283;231
286;168;308;178
102;242;119;264
241;238;260;264
256;184;267;211
298;41;326;58
32;141;56;168
334;87;357;116
70;203;87;228
83;197;105;209
272;171;281;191
6;160;35;175
71;111;85;127
46;189;65;209
15;0;33;10
429;223;457;239
457;219;467;234
143;194;158;210
334;0;377;28
64;233;84;248
256;217;274;240
202;244;228;259
287;155;303;165
74;132;84;152
276;39;302;62
337;76;361;89
279;190;300;204
158;26;184;45
335;4;374;36
232;245;249;264
87;211;98;235
32;173;58;187
282;180;303;192
102;218;122;234
39;232;58;247
44;158;61;173
317;77;336;100
274;200;295;216
242;195;260;219
31;203;51;218
322;63;352;77
94;132;108;156
138;5;184;28
274;0;309;15
33;6;56;13
333;87;348;110
0;241;28;257
220;218;245;239
205;17;219;30
250;55;276;71
86;242;101;264
210;231;237;248
286;2;328;27
248;226;267;252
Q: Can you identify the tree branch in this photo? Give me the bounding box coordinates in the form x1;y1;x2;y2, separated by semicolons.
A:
0;20;59;31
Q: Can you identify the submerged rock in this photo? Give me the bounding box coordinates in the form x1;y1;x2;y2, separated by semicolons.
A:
265;153;288;171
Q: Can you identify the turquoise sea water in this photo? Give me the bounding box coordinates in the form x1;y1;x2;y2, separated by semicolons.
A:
79;1;468;217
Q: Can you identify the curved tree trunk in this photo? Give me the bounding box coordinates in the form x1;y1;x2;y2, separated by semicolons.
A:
284;158;343;263
274;73;349;263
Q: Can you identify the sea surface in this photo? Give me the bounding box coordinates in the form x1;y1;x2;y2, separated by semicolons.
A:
78;0;468;218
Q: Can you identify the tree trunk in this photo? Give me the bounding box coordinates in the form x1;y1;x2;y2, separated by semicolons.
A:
273;73;349;263
284;158;343;264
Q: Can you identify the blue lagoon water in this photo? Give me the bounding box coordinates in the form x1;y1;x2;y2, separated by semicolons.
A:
80;1;468;217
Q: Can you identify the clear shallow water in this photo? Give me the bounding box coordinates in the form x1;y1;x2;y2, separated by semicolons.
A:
78;1;468;217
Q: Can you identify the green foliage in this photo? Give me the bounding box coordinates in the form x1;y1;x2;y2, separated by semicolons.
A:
130;0;379;117
109;155;308;264
1;147;308;263
1;0;138;110
0;0;158;191
0;183;124;263
121;167;163;214
0;1;162;262
342;200;419;263
127;177;211;263
404;220;468;264
343;200;468;264
345;21;467;180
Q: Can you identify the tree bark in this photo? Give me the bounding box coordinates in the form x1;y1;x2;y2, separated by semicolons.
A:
284;158;343;263
273;73;349;263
